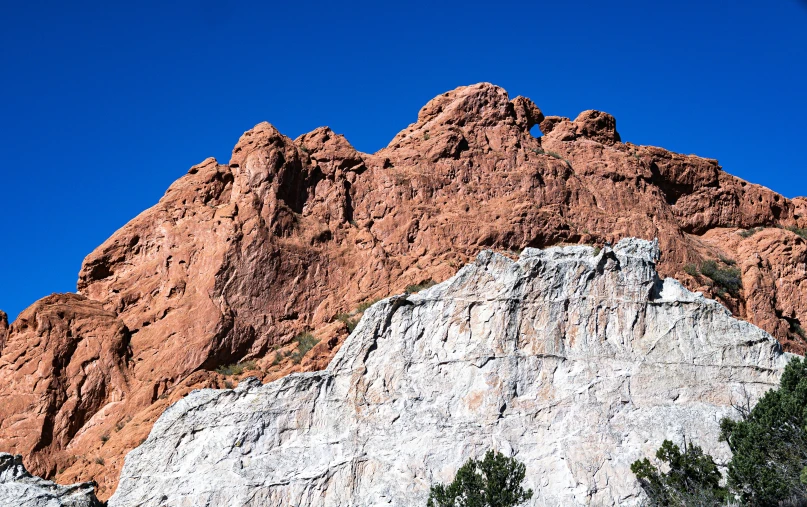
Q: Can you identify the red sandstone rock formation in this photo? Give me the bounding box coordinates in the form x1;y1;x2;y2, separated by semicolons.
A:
0;311;7;353
1;83;805;499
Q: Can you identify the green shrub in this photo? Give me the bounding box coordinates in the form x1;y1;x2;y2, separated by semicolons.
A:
683;263;699;277
100;434;109;444
738;227;763;238
94;457;105;466
290;332;320;364
427;450;533;507
215;360;257;376
718;255;736;266
632;357;807;505
720;357;807;505
336;312;359;333
700;260;742;297
592;246;601;256
546;150;563;159
631;439;726;506
216;363;243;376
786;226;807;239
356;298;381;313
406;279;436;294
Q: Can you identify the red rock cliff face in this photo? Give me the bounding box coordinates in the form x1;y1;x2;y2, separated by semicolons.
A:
1;83;806;499
0;311;7;353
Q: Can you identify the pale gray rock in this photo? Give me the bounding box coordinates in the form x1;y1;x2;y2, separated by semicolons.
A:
0;453;101;507
109;238;788;506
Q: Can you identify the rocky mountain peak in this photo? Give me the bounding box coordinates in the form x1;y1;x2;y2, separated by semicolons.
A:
383;83;544;162
539;109;621;145
414;83;519;127
573;109;621;144
1;83;806;500
295;126;365;176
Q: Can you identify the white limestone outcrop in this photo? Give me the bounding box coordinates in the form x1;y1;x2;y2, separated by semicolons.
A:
108;239;788;506
0;453;101;507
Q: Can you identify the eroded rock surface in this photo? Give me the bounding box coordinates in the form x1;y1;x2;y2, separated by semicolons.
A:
0;294;131;489
109;240;787;506
2;83;806;496
0;452;101;506
0;311;7;353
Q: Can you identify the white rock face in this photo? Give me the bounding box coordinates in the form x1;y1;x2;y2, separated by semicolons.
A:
0;453;101;507
109;239;787;506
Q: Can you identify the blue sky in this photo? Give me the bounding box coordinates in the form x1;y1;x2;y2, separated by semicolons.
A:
1;1;806;321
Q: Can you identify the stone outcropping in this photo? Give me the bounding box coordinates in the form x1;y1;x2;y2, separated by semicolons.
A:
108;239;787;506
0;453;101;506
1;83;805;497
0;294;132;482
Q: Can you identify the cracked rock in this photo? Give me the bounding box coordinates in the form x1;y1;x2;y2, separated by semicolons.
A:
109;239;787;506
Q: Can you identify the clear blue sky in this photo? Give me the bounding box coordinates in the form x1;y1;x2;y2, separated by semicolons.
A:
1;1;805;322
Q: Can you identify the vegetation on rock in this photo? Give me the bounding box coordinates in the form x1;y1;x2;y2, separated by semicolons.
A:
631;440;726;506
215;360;257;376
336;312;359;333
700;259;742;297
738;227;764;238
684;259;743;298
290;332;319;364
786;226;807;240
633;357;807;506
406;279;437;294
720;357;807;505
427;450;533;507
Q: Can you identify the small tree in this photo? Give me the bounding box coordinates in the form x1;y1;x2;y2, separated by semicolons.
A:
630;439;726;506
427;450;533;507
720;357;807;505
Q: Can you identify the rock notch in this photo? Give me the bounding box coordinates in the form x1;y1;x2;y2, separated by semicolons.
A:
108;239;786;506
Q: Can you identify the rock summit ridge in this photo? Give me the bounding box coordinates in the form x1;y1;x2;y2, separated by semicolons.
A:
1;82;805;497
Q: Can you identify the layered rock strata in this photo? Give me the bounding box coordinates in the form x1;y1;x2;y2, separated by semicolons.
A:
1;83;805;496
108;239;787;506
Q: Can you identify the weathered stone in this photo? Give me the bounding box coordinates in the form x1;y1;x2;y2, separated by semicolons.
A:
109;239;787;506
0;452;101;507
0;310;7;353
0;293;131;496
2;83;806;496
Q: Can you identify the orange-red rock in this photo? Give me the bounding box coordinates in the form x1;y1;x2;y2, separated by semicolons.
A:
1;82;805;499
0;311;7;353
0;295;130;495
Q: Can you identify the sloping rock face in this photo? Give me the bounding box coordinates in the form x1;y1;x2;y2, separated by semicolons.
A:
0;295;132;484
1;83;806;496
109;240;787;506
0;452;101;506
